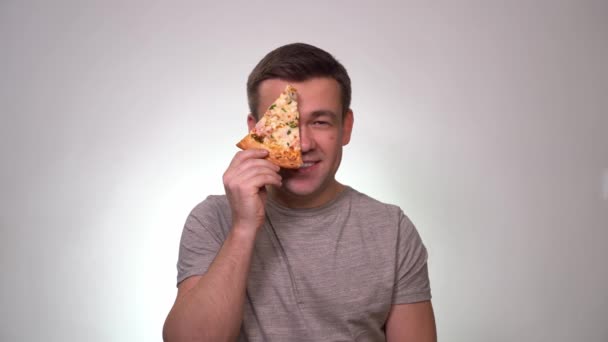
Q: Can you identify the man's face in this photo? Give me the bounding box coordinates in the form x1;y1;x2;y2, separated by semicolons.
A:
248;77;354;207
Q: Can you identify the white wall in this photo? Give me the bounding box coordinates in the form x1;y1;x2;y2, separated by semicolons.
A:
1;1;607;341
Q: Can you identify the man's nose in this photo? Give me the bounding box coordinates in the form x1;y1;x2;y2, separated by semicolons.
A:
299;126;315;153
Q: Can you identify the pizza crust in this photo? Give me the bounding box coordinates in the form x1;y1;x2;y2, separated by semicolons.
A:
237;134;302;169
266;145;302;169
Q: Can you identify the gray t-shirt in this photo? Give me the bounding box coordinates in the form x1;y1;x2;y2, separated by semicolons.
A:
177;186;431;341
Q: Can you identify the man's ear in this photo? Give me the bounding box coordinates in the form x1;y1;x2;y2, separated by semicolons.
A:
341;109;354;146
247;113;257;131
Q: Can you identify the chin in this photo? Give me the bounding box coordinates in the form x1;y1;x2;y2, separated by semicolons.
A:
281;179;323;197
282;184;316;197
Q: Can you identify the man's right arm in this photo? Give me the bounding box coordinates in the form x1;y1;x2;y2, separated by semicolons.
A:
163;149;281;342
162;224;257;342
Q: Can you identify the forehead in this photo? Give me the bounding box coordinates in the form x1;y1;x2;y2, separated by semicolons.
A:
257;77;342;117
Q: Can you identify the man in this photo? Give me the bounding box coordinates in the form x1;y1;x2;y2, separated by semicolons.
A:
163;43;436;342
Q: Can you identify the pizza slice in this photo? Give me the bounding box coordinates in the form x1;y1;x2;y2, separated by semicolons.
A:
236;85;302;169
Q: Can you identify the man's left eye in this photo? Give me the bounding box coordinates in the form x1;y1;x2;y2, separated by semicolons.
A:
313;121;329;126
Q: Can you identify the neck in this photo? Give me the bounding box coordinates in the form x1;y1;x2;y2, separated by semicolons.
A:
267;181;345;209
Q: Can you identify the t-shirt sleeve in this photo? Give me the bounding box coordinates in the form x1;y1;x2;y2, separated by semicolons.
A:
176;198;226;286
392;211;432;304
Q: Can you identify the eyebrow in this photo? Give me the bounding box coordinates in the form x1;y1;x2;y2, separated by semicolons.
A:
309;110;338;120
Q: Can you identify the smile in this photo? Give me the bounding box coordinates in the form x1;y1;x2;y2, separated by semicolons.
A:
299;162;316;169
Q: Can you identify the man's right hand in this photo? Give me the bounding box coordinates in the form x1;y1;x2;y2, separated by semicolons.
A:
223;149;282;233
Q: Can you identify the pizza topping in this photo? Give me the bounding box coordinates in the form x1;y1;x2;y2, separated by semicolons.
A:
251;133;264;143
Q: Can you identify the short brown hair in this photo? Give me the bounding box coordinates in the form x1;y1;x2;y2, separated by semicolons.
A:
247;43;351;119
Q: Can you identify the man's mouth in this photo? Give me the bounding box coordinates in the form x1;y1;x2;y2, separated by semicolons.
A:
280;160;319;176
299;161;316;169
285;160;319;174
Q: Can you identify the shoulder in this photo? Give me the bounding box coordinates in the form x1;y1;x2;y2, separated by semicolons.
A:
344;187;421;239
345;187;405;221
189;194;230;217
186;195;232;233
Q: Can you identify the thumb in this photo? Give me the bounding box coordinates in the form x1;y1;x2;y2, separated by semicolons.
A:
259;186;268;204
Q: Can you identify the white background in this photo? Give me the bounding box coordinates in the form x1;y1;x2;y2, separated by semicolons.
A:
1;1;607;341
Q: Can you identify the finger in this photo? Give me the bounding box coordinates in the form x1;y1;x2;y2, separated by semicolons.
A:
228;149;269;169
224;152;278;183
225;175;281;198
259;186;268;203
236;166;282;185
231;158;280;177
246;173;283;189
224;165;282;191
227;166;282;189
